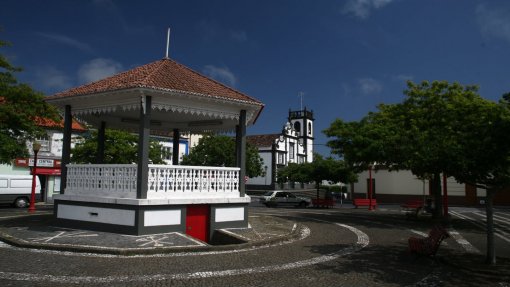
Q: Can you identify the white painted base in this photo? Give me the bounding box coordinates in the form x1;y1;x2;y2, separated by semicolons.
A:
53;194;251;205
144;210;181;226
215;207;245;222
57;204;135;226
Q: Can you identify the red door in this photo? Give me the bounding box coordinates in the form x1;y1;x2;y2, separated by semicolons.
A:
186;205;209;242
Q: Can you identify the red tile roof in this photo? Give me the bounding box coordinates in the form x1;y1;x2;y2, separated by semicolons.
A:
247;134;280;148
47;58;263;106
35;117;87;132
0;97;86;132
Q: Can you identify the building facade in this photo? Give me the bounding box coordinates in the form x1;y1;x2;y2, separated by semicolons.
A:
350;168;510;206
2;118;195;203
246;108;314;190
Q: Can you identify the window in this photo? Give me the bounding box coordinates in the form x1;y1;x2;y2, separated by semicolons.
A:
289;143;295;159
36;135;51;152
54;177;61;192
161;146;172;160
293;121;301;135
277;152;284;165
308;122;312;135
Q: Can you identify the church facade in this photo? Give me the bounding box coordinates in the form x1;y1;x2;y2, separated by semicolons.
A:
246;108;314;190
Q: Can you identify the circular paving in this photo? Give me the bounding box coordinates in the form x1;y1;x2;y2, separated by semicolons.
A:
0;212;368;285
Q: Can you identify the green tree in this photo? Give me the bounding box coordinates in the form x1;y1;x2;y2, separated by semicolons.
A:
0;37;59;164
326;81;485;218
278;153;356;199
451;94;510;265
71;129;165;164
325;80;510;265
181;134;264;177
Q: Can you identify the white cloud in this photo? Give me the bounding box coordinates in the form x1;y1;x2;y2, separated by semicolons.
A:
341;83;353;97
358;78;383;95
392;74;414;82
93;0;153;34
196;20;220;41
33;66;73;91
231;30;248;42
342;0;395;19
202;65;237;87
476;4;510;44
78;58;123;84
37;32;92;52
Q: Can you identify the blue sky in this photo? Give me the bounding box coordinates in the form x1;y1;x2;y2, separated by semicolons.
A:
1;0;510;156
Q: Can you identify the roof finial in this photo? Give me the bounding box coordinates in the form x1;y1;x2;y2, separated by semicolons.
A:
165;27;171;59
298;91;304;111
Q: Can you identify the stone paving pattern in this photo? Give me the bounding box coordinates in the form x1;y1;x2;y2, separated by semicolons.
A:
0;213;299;253
0;204;508;286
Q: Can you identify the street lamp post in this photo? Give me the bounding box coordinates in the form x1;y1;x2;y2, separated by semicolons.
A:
264;165;268;185
368;164;373;211
28;141;41;213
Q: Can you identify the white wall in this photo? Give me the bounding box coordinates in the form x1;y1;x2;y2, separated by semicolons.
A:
353;169;427;196
351;169;475;198
247;152;272;185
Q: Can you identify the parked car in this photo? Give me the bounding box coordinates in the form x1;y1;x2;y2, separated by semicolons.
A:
0;174;41;208
260;191;311;208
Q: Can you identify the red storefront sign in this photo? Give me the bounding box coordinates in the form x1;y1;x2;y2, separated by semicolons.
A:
15;158;62;175
34;168;61;175
15;158;61;168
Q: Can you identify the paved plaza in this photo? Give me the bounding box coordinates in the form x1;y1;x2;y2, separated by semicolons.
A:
0;202;508;286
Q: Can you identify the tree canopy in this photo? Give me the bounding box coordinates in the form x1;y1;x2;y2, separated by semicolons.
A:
324;80;510;264
71;129;165;164
181;134;264;178
0;37;59;164
277;153;356;198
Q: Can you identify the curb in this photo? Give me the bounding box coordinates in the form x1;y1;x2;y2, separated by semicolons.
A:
0;214;305;256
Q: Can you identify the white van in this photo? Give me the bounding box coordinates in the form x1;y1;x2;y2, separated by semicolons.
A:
0;175;41;208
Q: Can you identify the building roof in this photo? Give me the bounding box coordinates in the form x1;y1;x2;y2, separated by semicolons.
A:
0;97;86;132
35;117;87;132
247;134;280;148
47;58;263;106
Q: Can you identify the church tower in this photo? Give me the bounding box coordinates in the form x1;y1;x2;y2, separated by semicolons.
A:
288;107;314;162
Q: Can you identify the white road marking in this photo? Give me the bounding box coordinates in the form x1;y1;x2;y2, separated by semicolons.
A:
0;225;311;258
136;235;174;247
410;229;428;237
448;229;480;254
409;229;448;246
0;223;368;283
0;212;52;219
219;229;249;241
450;211;510;244
174;232;207;246
28;231;99;243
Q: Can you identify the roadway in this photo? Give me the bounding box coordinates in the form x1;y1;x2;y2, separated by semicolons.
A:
0;202;508;286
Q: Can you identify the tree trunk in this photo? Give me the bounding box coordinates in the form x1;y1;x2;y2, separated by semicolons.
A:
432;173;443;219
316;181;320;200
486;188;496;265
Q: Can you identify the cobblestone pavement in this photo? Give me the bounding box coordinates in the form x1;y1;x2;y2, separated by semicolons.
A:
0;211;299;253
0;203;508;286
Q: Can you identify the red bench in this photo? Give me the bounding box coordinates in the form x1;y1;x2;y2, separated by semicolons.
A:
408;225;449;257
353;198;377;209
401;200;424;218
312;198;335;208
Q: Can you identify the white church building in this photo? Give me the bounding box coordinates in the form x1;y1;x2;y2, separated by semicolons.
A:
246;108;314;190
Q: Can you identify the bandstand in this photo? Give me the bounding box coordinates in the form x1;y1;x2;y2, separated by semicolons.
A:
45;58;264;242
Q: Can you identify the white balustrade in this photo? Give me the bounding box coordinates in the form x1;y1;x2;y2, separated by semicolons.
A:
66;164;240;199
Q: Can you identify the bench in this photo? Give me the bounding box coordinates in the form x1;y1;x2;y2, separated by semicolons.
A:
408;225;449;257
312;198;335;208
401;200;425;218
353;198;377;209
